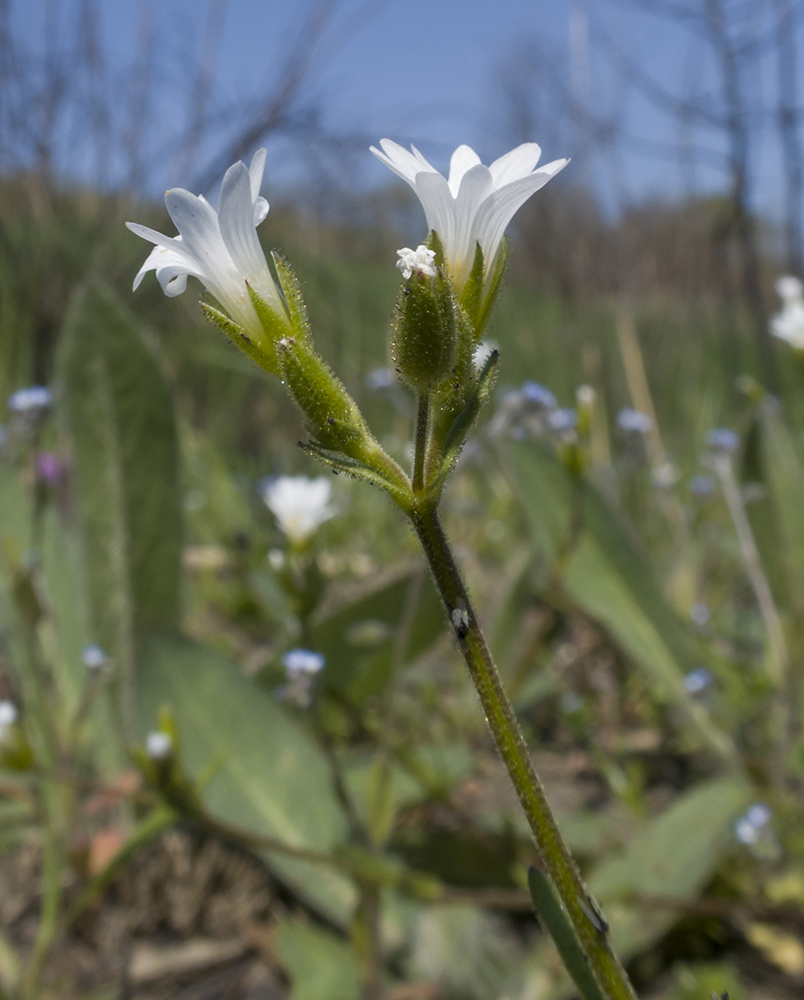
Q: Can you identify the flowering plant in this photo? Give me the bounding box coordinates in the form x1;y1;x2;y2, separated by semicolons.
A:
128;140;639;1000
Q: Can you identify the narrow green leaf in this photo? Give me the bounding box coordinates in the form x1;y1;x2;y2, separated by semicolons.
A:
509;440;738;764
527;867;607;1000
311;564;443;706
55;283;182;740
758;401;804;613
588;776;750;960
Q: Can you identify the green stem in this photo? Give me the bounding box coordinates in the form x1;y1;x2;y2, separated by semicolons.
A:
412;393;429;493
23;798;63;1000
60;806;177;932
409;502;637;1000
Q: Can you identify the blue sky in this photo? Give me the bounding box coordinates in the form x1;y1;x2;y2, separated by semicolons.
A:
7;0;803;218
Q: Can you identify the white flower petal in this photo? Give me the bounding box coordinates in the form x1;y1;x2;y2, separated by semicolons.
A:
409;144;439;173
371;139;428;185
451;163;494;281
218;160;281;311
472;159;569;267
412;171;457;257
372;140;568;289
489;143;542;187
248;148;267;201
132;243;202;293
125;221;179;251
448;145;482;196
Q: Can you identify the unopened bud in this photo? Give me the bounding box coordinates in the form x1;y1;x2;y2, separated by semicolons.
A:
392;265;457;391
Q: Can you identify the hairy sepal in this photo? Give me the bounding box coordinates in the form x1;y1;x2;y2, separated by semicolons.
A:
200;302;280;376
476;237;509;338
392;268;457;391
459;242;485;334
272;253;312;340
431;349;499;492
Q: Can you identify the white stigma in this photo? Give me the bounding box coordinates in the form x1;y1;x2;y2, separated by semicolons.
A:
396;245;437;280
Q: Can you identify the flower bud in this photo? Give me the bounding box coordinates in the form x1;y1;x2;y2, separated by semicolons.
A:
278;337;374;462
391;264;458;392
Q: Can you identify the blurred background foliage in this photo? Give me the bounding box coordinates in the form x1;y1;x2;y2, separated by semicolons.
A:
3;2;804;999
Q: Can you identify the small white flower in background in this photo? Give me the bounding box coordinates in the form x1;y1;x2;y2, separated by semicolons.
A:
522;381;557;411
372;140;569;287
282;648;326;676
0;700;18;740
8;386;52;415
277;648;325;707
617;408;653;434
260;475;335;544
548;408;577;432
396;244;437;280
82;644;107;671
770;275;804;349
735;802;772;845
126;149;286;336
146;731;173;760
705;428;739;454
576;384;596;408
652;461;678;489
689;474;715;497
683;667;712;695
689;602;711;627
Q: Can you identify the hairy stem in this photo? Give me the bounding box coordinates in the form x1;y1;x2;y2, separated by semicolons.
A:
412;393;429;493
409;502;637;1000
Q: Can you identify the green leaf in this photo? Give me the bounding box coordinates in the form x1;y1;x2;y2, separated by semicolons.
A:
55;283;182;738
509;440;737;764
588;775;751;959
757;401;804;613
273;918;361;1000
311;564;444;705
136;630;355;923
527;868;606;1000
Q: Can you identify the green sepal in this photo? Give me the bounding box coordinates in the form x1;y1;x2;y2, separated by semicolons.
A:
430;349;499;493
476;236;510;337
272;252;311;340
246;282;291;358
426;229;445;269
391;267;457;391
527;868;607;1000
279;337;373;459
300;442;413;510
200;302;280;376
459;241;485;331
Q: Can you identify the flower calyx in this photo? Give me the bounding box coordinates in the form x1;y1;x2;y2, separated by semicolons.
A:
392;249;459;393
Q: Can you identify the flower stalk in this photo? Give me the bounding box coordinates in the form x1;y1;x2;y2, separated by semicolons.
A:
408;496;637;1000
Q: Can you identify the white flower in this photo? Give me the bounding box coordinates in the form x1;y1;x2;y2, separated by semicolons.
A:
396;244;437;279
616;408;653;434
282;648;326;676
82;644;107;671
126;149;286;335
0;700;17;739
371;140;569;287
146;731;173;760
8;386;52;414
260;475;334;543
771;275;804;349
